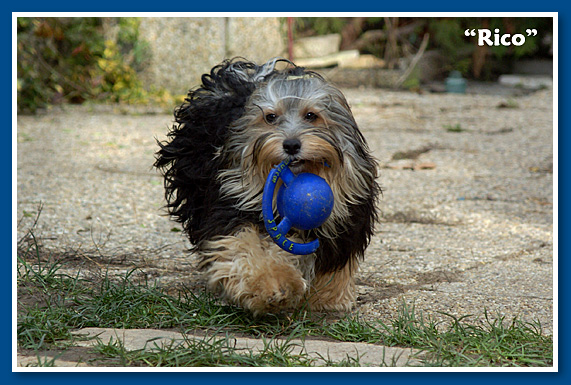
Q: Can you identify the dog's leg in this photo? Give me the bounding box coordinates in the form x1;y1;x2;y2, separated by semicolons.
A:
198;225;309;317
306;261;357;312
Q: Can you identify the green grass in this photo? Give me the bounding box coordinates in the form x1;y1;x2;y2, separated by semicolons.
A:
17;233;553;367
91;333;326;367
444;123;467;133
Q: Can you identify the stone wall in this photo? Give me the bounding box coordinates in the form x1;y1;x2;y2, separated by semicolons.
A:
137;17;286;95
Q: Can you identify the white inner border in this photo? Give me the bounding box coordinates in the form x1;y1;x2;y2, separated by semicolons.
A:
12;12;558;373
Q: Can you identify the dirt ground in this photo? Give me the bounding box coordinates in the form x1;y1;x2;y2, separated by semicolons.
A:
16;84;554;335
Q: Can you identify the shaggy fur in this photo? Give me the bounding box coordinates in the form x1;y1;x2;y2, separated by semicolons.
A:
155;58;380;316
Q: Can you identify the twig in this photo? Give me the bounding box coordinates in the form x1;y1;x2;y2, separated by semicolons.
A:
394;33;430;89
349;20;426;51
17;202;44;246
383;17;399;70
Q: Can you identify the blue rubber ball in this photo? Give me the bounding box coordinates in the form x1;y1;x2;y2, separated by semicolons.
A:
276;173;334;231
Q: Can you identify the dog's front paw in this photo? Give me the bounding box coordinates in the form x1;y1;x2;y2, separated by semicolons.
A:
203;254;308;317
246;265;307;316
200;226;310;316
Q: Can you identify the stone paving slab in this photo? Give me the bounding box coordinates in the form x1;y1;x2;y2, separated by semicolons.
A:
17;328;421;368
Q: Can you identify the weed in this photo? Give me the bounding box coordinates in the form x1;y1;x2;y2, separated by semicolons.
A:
444;123;466;133
497;99;520;109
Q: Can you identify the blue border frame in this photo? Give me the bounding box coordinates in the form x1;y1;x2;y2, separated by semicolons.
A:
9;1;564;382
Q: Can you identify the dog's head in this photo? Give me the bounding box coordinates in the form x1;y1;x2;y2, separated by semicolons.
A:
218;59;377;232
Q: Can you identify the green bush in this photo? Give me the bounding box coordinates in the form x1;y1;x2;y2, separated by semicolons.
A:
17;17;164;113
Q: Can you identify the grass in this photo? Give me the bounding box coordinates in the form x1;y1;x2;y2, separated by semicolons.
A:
17;232;553;368
497;99;520;109
90;332;339;367
444;123;467;133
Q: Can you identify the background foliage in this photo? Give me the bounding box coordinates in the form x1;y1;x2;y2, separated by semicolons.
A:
17;17;171;113
295;17;553;78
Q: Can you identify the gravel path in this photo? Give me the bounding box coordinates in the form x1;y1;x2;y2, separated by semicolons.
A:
16;86;554;334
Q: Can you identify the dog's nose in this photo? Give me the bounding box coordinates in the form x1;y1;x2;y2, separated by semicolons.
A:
283;138;302;155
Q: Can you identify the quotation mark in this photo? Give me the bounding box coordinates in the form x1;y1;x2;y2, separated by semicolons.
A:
526;29;538;36
464;29;476;37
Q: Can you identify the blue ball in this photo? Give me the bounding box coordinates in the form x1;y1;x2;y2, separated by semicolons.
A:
276;173;334;231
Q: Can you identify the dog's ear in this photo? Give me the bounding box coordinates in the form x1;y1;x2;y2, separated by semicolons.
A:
178;60;260;136
154;59;279;243
314;165;380;274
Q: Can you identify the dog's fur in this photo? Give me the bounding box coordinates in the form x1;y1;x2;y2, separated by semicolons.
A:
155;58;380;316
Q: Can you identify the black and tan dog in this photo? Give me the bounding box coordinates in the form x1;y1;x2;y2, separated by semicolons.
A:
155;58;380;316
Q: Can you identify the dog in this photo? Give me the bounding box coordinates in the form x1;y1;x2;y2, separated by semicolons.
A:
155;58;380;317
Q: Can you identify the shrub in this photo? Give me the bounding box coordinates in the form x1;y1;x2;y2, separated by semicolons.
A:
17;17;162;113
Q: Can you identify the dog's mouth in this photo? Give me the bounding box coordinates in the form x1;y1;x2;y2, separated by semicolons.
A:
288;159;306;173
287;158;330;175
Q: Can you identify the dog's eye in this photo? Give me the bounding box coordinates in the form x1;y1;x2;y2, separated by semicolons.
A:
304;112;318;122
265;113;278;124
